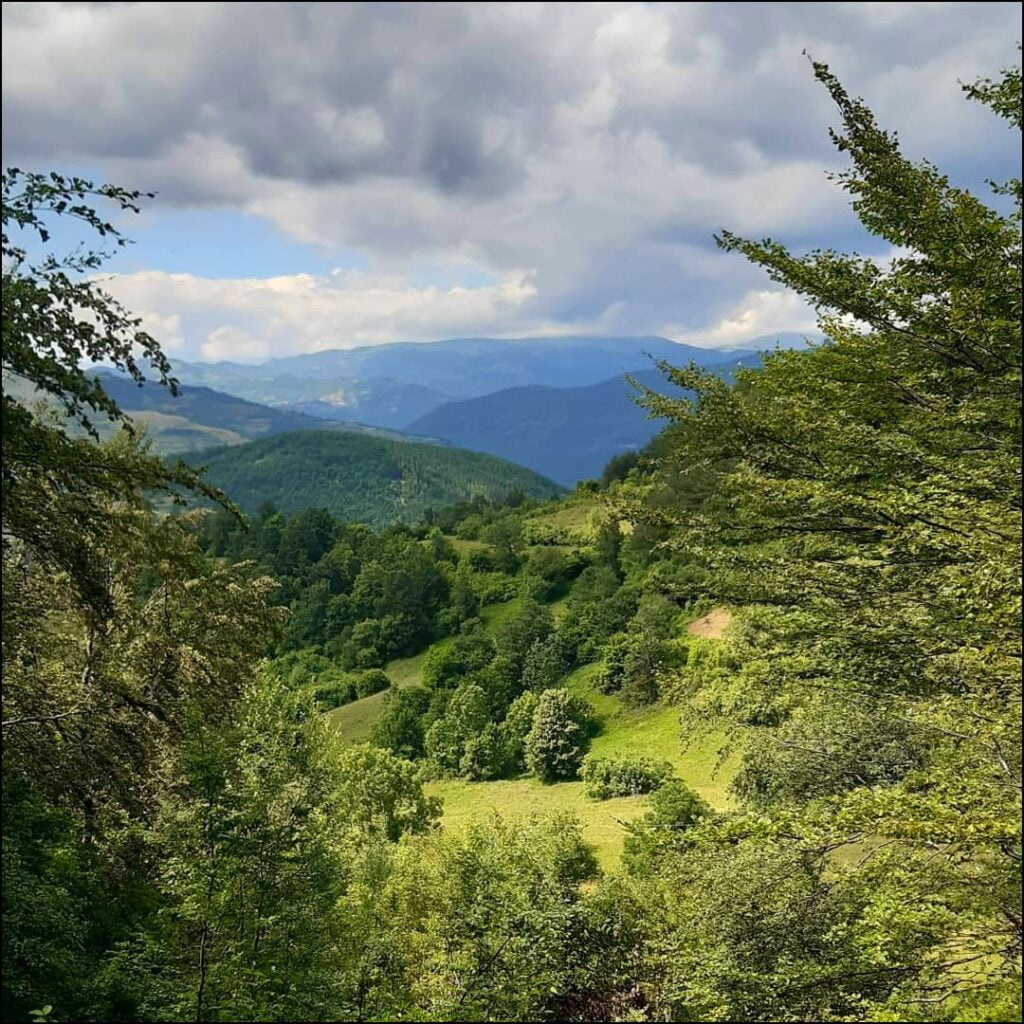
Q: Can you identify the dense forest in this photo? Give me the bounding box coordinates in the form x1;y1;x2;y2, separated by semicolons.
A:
185;429;563;523
2;61;1020;1024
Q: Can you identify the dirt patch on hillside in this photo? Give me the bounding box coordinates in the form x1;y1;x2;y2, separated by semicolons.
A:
686;608;732;639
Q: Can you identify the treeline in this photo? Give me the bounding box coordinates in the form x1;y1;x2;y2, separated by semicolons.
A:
2;59;1021;1024
185;428;563;525
195;482;696;783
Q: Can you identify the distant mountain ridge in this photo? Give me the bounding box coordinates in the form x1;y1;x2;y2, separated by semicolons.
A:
168;334;807;429
406;353;765;485
86;373;424;453
189;430;562;525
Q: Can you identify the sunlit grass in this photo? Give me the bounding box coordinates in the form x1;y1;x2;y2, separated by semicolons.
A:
431;662;735;872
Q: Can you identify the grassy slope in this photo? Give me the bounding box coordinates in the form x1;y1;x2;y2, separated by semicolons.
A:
329;499;733;871
326;596;532;741
428;663;733;872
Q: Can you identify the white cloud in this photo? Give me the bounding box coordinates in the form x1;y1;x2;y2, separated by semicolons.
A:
200;326;270;362
136;310;185;351
3;2;1019;355
106;267;551;361
662;289;820;348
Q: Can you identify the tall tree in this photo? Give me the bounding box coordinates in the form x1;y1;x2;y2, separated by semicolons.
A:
637;59;1021;1014
1;170;219;612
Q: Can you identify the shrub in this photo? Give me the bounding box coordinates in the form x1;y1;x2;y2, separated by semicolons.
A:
622;780;712;874
467;548;501;572
424;683;490;775
312;677;357;709
524;689;592;783
521;634;570;692
459;723;509;781
354;668;391;699
522;547;586;599
500;691;539;772
581;755;674;800
371;686;432;759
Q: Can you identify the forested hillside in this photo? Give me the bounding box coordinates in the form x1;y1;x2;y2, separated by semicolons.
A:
188;429;563;523
2;57;1020;1024
407;357;760;485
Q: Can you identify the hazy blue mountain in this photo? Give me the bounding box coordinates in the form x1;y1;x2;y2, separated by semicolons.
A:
406;353;765;486
278;379;457;429
82;374;423;452
167;334;804;426
188;430;562;525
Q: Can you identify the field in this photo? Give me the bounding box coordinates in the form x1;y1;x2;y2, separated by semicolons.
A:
429;663;734;870
523;498;600;543
326;564;736;872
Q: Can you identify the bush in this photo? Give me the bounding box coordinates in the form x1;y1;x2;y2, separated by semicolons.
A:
500;691;539;773
312;677;357;709
521;634;570;692
424;683;490;775
524;689;592;783
421;623;494;689
467;548;501;572
622;780;712;874
581;755;673;800
522;547;586;599
371;686;432;759
459;723;509;781
354;668;391;699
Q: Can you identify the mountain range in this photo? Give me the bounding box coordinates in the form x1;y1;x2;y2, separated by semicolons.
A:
89;374;425;452
169;334;801;429
407;354;762;485
32;334;812;519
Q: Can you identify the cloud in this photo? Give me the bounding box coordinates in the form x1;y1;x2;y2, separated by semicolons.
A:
200;326;270;363
104;267;552;361
662;289;821;348
136;310;185;352
3;2;1020;356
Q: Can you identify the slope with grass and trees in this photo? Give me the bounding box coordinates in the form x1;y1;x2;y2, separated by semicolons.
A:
185;429;564;524
2;55;1020;1024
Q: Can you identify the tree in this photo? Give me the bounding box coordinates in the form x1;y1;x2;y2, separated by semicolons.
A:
493;599;554;674
109;681;349;1022
371;686;432;760
520;634;570;691
524;689;592;782
380;816;598;1020
500;691;540;774
336;744;440;842
424;683;490;775
481;516;525;573
622;780;711;874
637;58;1022;1008
2;170;221;613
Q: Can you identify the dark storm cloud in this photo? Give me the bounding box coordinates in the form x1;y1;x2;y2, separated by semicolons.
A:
2;2;1020;354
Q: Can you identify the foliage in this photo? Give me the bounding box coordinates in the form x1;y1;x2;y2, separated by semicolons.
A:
630;58;1022;1013
335;743;441;842
108;680;349;1023
1;171;223;613
371;686;433;760
581;755;674;800
424;683;492;776
622;780;713;875
524;689;593;783
376;816;599;1020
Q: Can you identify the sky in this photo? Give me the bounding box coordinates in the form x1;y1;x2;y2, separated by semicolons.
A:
2;1;1021;363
